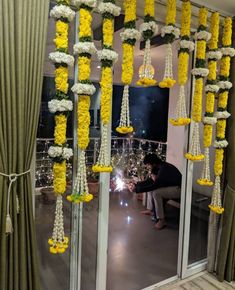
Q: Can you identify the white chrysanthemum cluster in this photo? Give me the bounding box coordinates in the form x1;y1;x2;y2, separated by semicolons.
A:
161;25;180;39
140;21;158;36
218;80;233;90
50;4;75;22
120;28;141;42
73;0;97;8
207;50;222;60
203;116;217;125
205;84;219;93
97;2;121;16
48;146;73;160
215;111;231;119
71;83;96;95
194;30;211;42
191;68;209;77
97;49;118;63
180;39;195;52
48;99;73;113
214;140;228;148
221;47;235;57
73;42;97;55
49;52;74;66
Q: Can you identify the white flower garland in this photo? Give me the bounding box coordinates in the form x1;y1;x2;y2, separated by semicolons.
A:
180;40;195;52
221;47;235;57
194;30;211;42
48;99;73;113
205;84;220;93
97;2;121;16
73;42;97;55
73;0;97;8
97;48;118;63
50;4;75;22
139;21;158;35
49;51;74;66
71;83;96;95
218;80;233;90
161;25;180;39
48;146;73;160
203;116;217;125
215;111;231;119
191;68;209;77
120;28;141;42
207;50;222;60
214;140;229;148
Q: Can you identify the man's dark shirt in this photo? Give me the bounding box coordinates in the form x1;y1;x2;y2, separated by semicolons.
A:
135;162;182;193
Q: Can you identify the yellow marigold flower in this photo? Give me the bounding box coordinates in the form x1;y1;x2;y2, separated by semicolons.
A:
124;0;136;23
214;148;224;176
122;43;134;85
207;60;217;81
198;7;208;27
169;118;191;126
93;165;113;173
218;91;229;109
159;78;176;88
180;0;191;37
185;153;204;161
78;56;91;81
55;66;69;94
208;205;224;214
100;67;112;124
50;246;57;254
166;0;176;25
216;120;226;139
54;114;67;145
209;12;220;50
203;124;213;147
54;21;69;51
77;95;90;150
222;17;232;47
136;78;157;87
145;0;155;17
178;52;189;85
116;126;133;134
197;179;213;186
103;18;114;47
192;78;203;122
53;161;66;194
220;56;231;78
196;40;206;60
79;8;92;38
205;92;215;113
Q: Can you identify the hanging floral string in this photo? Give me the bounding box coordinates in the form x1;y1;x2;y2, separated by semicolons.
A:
92;1;120;173
47;0;75;254
159;0;180;88
185;7;211;161
136;0;158;87
197;12;221;186
116;0;140;134
67;0;97;204
169;0;194;126
209;17;235;214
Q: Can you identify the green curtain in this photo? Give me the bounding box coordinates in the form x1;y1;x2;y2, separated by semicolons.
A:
0;0;49;289
217;23;235;282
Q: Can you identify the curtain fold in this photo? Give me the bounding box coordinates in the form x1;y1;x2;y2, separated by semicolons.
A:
0;0;49;289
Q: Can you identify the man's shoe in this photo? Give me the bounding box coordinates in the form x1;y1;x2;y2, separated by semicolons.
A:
140;210;152;215
154;219;167;230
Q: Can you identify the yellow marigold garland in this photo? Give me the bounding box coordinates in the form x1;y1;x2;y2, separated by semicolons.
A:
48;0;75;254
116;0;140;134
185;7;210;162
169;0;193;126
210;17;235;214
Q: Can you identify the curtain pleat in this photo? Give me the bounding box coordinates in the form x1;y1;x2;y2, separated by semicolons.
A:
0;0;49;289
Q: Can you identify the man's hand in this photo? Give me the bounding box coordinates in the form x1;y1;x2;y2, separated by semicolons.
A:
128;182;136;192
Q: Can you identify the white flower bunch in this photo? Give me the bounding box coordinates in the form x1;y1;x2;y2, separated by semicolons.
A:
98;2;121;17
97;49;118;63
218;81;233;90
120;29;141;42
215;111;231;119
161;25;180;39
63;148;73;160
191;68;209;77
140;21;158;35
207;50;222;60
71;83;96;95
48;99;73;113
73;0;97;8
49;52;74;66
48;146;73;160
214;140;228;148
203;116;217;125
73;42;97;55
205;84;219;93
194;30;211;42
180;40;195;52
50;5;75;22
221;47;235;57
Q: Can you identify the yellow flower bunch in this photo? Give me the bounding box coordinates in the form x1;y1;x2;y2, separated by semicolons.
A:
196;40;206;59
136;78;157;87
199;7;208;27
77;95;91;150
54;21;69;51
159;78;176;88
93;165;113;173
54;114;67;145
122;43;134;85
145;0;154;17
178;52;189;85
209;12;220;50
79;8;92;38
67;193;94;203
192;78;203;122
78;57;91;81
100;66;112;124
49;236;69;254
124;0;136;22
184;153;204;161
180;0;191;37
55;67;69;94
53;161;67;194
216;120;226;139
218;91;228;109
222;17;232;47
208;205;224;214
169;118;191;126
214;149;224;176
198;179;213;186
207;61;217;81
166;0;176;25
205;92;215;113
220;56;231;77
203;124;212;147
116;126;133;134
103;19;113;47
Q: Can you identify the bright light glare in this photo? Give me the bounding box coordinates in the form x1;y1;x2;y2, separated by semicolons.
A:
115;177;125;191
